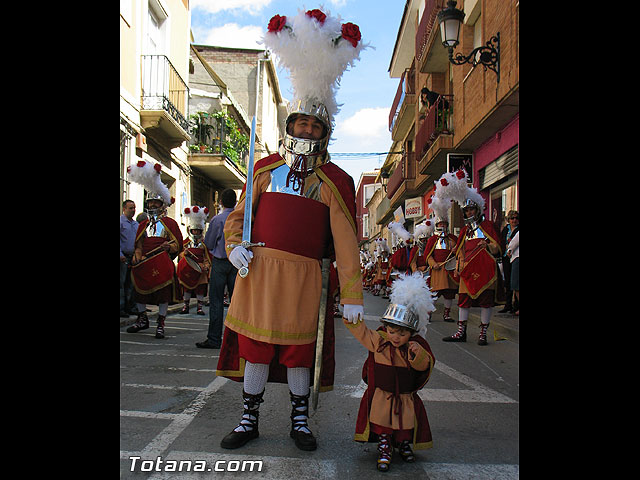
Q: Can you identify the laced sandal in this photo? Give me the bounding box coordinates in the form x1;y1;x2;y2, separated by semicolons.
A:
126;312;149;333
398;440;415;462
220;390;264;449
289;392;317;451
376;434;392;472
155;315;166;339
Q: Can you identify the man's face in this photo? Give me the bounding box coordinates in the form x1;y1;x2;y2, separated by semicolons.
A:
463;206;477;219
123;201;136;219
508;215;519;226
290;115;325;140
147;199;163;211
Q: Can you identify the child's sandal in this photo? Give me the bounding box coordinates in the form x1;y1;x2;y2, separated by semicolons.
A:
398;440;415;462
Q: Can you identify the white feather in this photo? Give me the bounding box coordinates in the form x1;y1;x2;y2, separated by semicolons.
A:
389;272;437;320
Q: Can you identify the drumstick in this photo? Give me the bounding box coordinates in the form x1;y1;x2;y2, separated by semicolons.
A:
141;240;177;259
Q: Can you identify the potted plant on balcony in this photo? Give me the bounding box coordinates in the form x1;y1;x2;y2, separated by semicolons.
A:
189;112;214;153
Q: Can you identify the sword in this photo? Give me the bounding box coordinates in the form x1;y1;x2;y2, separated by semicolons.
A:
226;116;264;278
311;258;331;413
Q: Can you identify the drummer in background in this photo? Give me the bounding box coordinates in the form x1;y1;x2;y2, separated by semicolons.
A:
178;206;212;316
126;160;183;339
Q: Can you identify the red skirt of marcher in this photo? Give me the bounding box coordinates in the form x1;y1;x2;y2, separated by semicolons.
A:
237;333;315;368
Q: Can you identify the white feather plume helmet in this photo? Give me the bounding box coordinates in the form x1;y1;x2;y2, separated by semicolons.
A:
127;160;173;206
434;169;485;212
388;221;412;243
183;205;209;230
388;272;437;332
414;220;434;239
262;7;370;128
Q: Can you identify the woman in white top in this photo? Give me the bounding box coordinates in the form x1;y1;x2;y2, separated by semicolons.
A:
507;230;519;316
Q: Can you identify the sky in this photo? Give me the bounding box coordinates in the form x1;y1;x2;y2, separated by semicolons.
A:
189;0;407;183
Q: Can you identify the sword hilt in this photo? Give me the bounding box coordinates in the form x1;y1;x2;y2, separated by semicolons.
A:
226;241;266;278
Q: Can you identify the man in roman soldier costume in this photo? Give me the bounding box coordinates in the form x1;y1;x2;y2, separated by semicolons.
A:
423;177;461;322
126;160;183;339
177;206;211;316
373;237;390;297
409;221;431;275
216;8;367;452
386;222;414;289
345;272;437;472
438;170;503;345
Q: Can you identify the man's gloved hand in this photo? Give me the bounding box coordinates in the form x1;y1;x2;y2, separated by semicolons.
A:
343;304;364;324
228;246;253;270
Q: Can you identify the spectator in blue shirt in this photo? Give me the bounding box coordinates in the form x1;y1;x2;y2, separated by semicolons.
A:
196;188;238;348
120;200;139;317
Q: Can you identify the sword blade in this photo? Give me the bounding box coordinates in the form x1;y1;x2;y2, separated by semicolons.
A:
241;116;257;244
311;258;331;413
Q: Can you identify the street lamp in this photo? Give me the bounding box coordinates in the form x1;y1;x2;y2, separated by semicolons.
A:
437;0;500;83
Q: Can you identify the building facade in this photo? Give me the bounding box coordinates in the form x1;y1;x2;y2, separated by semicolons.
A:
120;0;192;233
379;0;519;238
355;172;381;251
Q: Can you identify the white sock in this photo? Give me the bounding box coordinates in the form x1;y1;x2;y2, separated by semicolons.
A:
183;292;192;301
459;307;470;323
158;303;168;316
480;307;492;325
443;298;453;309
288;367;311;434
243;361;269;395
136;303;146;314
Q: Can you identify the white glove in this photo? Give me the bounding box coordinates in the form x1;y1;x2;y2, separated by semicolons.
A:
229;246;253;270
343;304;364;324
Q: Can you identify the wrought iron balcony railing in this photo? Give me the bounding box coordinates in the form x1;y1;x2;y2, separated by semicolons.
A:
141;55;190;132
415;94;453;157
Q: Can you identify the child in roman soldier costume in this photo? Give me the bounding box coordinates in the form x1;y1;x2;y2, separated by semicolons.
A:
126;160;183;339
409;221;432;275
216;7;368;452
424;175;461;322
439;170;504;345
373;237;390;297
344;272;437;472
177;206;212;315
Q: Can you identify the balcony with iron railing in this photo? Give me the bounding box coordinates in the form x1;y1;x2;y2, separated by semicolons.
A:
140;55;191;149
187;111;250;189
386;152;417;208
415;94;453;159
388;65;416;141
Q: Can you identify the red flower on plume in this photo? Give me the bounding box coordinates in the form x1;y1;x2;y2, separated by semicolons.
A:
426;220;432;226
427;197;433;204
127;166;131;173
341;22;361;47
267;14;287;33
137;161;146;168
306;9;326;24
184;207;191;214
455;169;466;180
154;163;162;173
170;197;175;205
204;207;209;215
440;178;449;187
192;206;199;213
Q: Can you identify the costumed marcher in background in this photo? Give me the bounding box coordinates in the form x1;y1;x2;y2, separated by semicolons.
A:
498;210;519;313
177;206;212;316
216;8;368;452
126;160;183;339
424;176;461;322
345;272;437;472
409;221;431;276
439;170;503;345
373;237;390;298
386;222;414;290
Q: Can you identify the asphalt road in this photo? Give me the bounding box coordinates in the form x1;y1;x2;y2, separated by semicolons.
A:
120;291;519;479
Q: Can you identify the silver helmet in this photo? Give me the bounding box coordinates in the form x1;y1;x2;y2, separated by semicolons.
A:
280;99;332;173
434;216;449;235
145;194;167;219
462;198;483;228
381;302;420;332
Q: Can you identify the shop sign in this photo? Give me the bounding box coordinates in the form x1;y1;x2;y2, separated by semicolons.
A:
447;153;473;183
404;197;423;219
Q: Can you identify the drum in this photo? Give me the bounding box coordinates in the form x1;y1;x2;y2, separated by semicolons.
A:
177;255;203;290
443;257;457;271
131;252;175;294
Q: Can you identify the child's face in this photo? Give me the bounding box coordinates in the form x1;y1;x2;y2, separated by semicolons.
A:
386;325;412;348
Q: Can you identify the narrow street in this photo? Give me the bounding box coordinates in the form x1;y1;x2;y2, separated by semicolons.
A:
120;290;519;479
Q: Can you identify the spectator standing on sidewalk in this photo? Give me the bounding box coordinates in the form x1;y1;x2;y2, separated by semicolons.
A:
120;200;139;317
498;211;519;313
196;189;237;349
507;229;519;316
